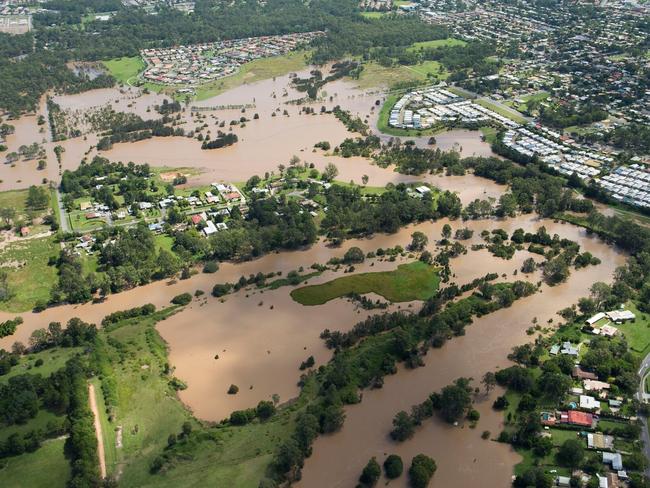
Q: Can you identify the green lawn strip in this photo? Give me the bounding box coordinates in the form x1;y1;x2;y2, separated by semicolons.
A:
154;234;175;254
474;98;527;124
360;11;387;18
0;436;70;488
291;261;440;305
0;235;59;312
194;51;310;101
0;347;82;384
103;57;146;85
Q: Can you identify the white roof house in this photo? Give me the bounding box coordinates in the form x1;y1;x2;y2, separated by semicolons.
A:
586;312;606;325
606;310;635;323
580;395;600;410
203;220;218;236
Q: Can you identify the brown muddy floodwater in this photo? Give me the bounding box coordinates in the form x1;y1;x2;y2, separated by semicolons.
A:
0;67;627;487
297;222;625;488
0;214;625;486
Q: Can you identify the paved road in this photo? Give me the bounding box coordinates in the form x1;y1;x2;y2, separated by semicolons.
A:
55;189;70;233
637;353;650;477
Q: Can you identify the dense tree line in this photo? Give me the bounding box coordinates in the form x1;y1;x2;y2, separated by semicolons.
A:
101;303;156;327
96;115;184;150
0;51;114;115
320;184;450;241
538;102;608;129
201;132;238;150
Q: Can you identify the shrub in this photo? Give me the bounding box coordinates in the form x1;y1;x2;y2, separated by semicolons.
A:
212;283;233;297
343;246;365;264
409;454;437;488
256;400;276;420
383;454;403;479
359;457;381;486
227;384;239;395
203;261;219;273
171;293;192;305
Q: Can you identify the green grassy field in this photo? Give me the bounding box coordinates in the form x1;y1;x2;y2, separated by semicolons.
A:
0;409;63;444
291;261;440;306
356;62;426;90
0;235;59;312
103;56;146;85
480;126;498;144
360;11;387;18
194;51;310;101
407;38;466;51
0;437;70;488
616;302;650;358
0;187;51;233
0;347;82;384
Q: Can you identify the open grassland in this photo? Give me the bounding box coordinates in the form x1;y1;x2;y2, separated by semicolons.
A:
0;235;59;312
194;51;310;101
0;347;82;384
360;11;388;18
0;437;70;488
291;261;440;306
407;38;466;51
0;187;51;232
356;62;425;89
103;56;146;85
104;309;194;484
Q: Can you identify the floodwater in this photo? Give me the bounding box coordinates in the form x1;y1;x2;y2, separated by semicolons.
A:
0;64;628;486
2;65;499;207
297;220;625;488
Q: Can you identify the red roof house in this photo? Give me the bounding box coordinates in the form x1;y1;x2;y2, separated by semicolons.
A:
566;411;594;427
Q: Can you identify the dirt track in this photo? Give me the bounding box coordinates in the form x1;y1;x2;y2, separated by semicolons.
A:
88;383;107;479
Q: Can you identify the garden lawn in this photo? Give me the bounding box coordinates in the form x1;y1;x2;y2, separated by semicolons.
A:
0;235;59;312
616;302;650;358
291;261;440;305
0;437;70;488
